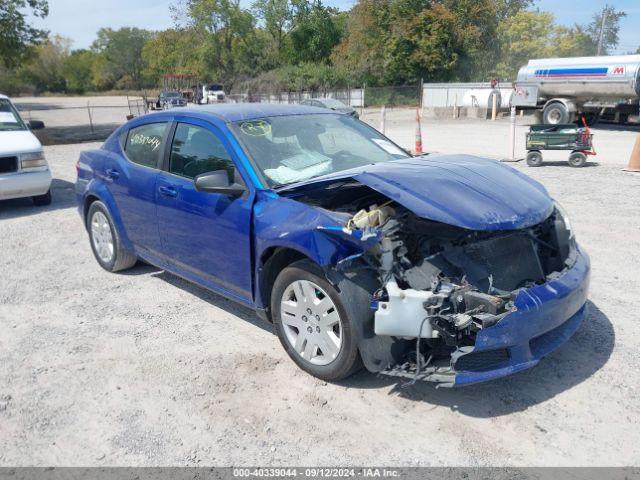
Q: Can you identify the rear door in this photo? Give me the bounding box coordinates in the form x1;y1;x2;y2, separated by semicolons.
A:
155;119;254;302
106;121;169;256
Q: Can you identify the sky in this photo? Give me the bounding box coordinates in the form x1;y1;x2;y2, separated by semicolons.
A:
30;0;639;53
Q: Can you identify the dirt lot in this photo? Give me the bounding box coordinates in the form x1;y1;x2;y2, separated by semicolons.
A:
1;115;639;466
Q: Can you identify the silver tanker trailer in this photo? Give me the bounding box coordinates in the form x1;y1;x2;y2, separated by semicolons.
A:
513;54;640;124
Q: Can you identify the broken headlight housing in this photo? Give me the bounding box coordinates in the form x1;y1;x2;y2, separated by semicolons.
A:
554;201;574;240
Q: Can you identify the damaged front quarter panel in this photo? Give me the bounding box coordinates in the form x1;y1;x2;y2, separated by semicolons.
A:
252;190;381;310
255;155;590;387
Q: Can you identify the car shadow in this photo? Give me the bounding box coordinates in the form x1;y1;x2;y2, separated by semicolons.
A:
14;102;64;111
592;122;640;133
34;124;120;146
0;178;76;220
536;161;600;168
342;300;613;417
146;268;275;335
112;261;613;415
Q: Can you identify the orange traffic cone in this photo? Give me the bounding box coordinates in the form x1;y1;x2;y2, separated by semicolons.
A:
415;108;423;155
623;134;640;172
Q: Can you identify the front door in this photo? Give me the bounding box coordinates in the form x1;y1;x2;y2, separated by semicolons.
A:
156;120;254;303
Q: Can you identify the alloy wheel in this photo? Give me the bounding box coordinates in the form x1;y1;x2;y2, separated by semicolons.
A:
91;211;115;264
279;280;343;366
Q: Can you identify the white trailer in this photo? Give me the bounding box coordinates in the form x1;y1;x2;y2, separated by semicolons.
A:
513;55;640;124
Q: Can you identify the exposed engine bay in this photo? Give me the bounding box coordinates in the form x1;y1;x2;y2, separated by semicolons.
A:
285;180;576;382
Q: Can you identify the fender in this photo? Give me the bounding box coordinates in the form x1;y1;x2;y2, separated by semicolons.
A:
252;191;377;310
543;97;579;113
82;180;135;255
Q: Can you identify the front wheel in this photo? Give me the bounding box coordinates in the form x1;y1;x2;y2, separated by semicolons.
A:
87;201;137;272
271;260;361;381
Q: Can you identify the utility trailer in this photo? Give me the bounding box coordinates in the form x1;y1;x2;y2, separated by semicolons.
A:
512;55;640;125
525;124;595;168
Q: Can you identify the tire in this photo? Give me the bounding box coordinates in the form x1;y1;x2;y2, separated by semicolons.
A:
568;151;587;168
86;200;137;272
526;150;543;167
271;260;362;381
32;190;52;206
543;102;569;124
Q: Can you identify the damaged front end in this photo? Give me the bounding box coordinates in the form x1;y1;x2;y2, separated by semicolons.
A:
281;168;590;387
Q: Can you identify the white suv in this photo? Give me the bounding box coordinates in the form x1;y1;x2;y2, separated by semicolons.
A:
0;94;52;205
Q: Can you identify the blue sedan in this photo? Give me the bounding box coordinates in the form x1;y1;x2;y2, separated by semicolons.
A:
75;104;590;387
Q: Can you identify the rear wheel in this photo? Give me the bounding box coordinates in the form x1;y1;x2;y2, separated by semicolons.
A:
543;102;569;124
32;190;52;206
526;150;543;167
87;201;137;272
271;260;361;381
568;151;587;168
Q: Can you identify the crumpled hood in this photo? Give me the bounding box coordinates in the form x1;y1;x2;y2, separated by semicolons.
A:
282;154;555;231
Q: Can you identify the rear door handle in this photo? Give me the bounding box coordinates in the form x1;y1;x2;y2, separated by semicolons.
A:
105;168;120;180
158;186;178;198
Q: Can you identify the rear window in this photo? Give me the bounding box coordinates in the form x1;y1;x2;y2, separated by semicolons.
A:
124;123;168;169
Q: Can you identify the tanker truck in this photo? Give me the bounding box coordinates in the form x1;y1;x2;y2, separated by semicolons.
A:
512;54;640;125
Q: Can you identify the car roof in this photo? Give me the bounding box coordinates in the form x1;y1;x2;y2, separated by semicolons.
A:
0;93;8;100
173;103;335;122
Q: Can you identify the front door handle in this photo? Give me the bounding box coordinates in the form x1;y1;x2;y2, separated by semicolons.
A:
105;168;120;180
158;185;178;198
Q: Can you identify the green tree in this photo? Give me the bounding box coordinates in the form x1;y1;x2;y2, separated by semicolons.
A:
333;0;496;85
496;11;555;79
287;0;344;64
252;0;294;66
331;0;388;85
63;49;100;93
0;0;49;68
494;0;534;20
92;27;152;89
179;0;257;83
142;28;208;82
586;5;626;55
19;35;70;92
554;25;596;58
88;53;117;91
495;10;596;79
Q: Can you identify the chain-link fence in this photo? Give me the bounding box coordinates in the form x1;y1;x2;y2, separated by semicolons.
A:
14;96;145;144
226;88;365;107
363;84;422;108
227;84;422;109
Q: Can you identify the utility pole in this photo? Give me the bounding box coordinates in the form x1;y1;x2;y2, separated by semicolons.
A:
597;7;608;56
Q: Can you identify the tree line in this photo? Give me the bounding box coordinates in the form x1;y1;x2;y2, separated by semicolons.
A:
0;0;633;95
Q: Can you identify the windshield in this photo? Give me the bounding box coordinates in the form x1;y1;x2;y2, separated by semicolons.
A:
0;99;27;132
163;92;181;98
231;114;410;187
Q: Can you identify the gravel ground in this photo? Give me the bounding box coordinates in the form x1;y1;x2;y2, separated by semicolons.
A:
1;117;639;467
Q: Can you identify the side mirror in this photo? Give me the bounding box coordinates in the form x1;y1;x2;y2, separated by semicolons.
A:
194;170;246;197
28;120;45;130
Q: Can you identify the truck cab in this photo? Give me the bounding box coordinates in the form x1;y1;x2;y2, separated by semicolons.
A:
201;84;226;104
